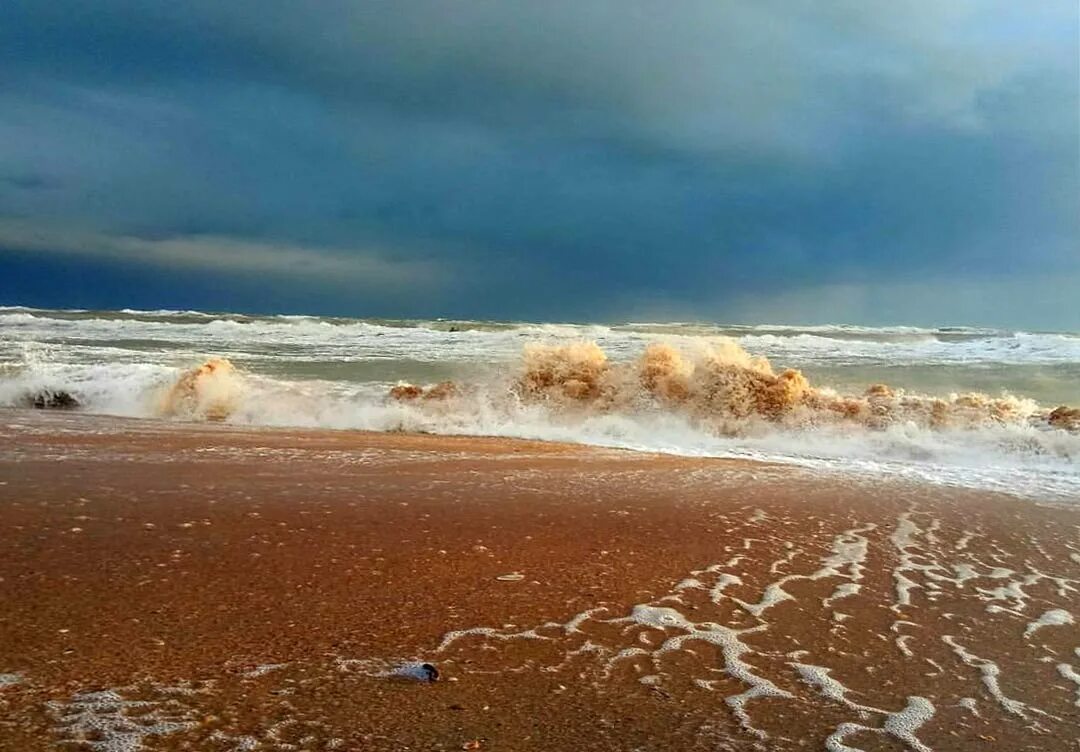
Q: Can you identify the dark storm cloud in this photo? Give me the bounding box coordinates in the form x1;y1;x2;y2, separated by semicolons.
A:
0;1;1077;324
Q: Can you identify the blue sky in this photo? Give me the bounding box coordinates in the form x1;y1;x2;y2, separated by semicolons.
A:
1;1;1077;327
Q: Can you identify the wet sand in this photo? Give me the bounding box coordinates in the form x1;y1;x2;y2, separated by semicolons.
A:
1;411;1078;751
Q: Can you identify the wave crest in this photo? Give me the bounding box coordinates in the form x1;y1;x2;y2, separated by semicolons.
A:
393;340;1065;436
159;358;243;421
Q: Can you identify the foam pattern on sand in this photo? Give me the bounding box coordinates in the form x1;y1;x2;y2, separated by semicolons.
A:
8;482;1078;750
37;680;346;752
825;696;936;752
1023;609;1074;639
47;688;202;752
430;503;1080;747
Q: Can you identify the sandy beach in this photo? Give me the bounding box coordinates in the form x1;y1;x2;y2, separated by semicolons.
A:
1;410;1078;750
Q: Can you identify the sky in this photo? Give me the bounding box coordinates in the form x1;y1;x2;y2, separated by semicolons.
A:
1;1;1077;328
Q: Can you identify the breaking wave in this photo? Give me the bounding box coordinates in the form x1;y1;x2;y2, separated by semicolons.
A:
2;339;1079;498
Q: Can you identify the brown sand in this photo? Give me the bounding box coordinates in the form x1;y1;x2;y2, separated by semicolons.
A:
0;410;1078;751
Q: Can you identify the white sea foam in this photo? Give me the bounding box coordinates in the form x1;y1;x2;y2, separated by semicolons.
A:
48;689;200;752
1023;609;1074;639
1057;663;1080;707
824;696;935;752
942;635;1053;721
790;661;884;715
607;604;792;739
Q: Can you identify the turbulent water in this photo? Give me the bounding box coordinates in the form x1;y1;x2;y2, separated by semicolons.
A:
2;306;1079;498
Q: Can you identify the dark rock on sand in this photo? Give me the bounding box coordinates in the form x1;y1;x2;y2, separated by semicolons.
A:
391;661;440;682
26;389;80;410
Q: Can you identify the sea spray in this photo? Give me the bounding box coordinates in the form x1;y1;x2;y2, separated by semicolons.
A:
158;358;246;421
391;340;1058;436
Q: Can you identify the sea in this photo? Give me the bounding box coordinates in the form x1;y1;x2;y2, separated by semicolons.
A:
2;306;1078;498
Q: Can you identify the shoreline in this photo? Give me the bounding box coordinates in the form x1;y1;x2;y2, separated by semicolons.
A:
1;410;1079;750
4;407;1076;507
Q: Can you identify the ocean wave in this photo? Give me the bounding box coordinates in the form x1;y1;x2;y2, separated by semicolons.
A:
4;307;1076;337
736;332;1080;365
618;322;1011;340
0;312;44;324
6;309;1080;367
2;341;1078;498
118;307;218;318
0;305;92;314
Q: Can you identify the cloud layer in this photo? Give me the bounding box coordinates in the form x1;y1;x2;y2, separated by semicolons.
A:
1;1;1077;325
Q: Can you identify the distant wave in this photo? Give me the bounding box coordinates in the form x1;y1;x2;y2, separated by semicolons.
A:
4;307;1079;366
622;321;1006;336
118;308;216;318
